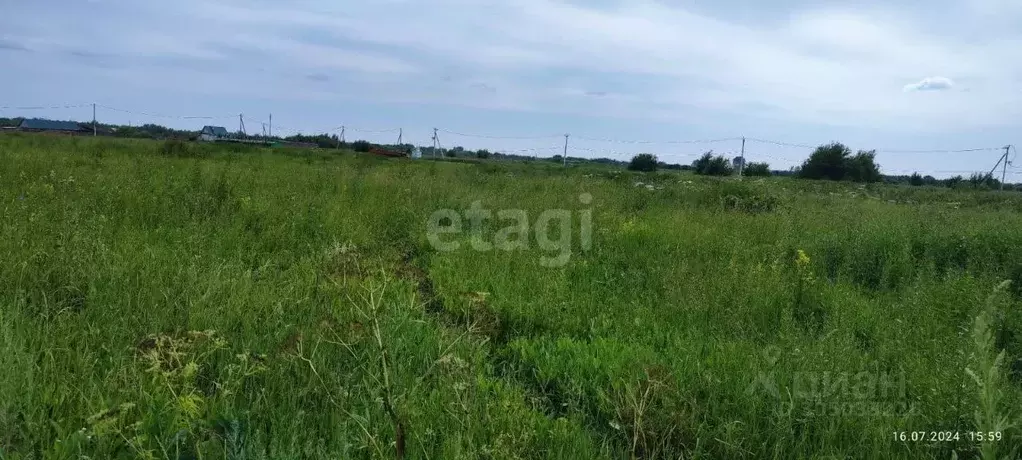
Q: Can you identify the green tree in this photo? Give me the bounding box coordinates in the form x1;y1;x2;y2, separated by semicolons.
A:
846;150;882;183
692;152;732;176
969;173;999;189
351;140;371;152
799;143;851;181
476;149;491;159
743;162;771;177
909;172;924;186
628;153;658;172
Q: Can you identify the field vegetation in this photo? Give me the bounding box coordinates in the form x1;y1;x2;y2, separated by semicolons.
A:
1;133;1021;459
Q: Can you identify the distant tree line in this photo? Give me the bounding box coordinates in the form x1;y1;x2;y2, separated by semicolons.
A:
4;116;1014;187
896;171;1010;190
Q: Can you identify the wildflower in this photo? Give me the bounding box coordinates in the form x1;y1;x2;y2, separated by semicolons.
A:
795;249;814;283
796;249;811;269
177;394;204;419
621;219;637;233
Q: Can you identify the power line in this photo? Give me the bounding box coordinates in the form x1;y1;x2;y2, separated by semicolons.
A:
572;135;742;145
0;104;89;110
876;147;1003;154
745;138;815;149
745;137;1004;154
345;126;401;134
440;129;561;140
97;105;235;120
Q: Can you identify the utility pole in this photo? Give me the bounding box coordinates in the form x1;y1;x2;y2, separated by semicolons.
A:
432;128;439;158
92;103;97;136
738;137;746;179
563;134;569;167
1002;145;1011;190
268;114;272;138
435;129;444;158
238;114;246;136
398;128;403;145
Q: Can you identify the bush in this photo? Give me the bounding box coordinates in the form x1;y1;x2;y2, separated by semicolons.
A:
970;173;1000;189
628;153;658;172
159;139;204;158
743;162;771;177
476;149;491;159
799;143;849;181
692;152;732;176
351;140;371;153
909;172;924;186
846;150;882;183
798;143;881;182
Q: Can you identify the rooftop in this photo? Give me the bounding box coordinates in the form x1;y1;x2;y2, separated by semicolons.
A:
19;118;84;131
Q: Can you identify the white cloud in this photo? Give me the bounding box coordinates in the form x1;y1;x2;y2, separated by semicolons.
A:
2;0;1020;133
903;76;955;92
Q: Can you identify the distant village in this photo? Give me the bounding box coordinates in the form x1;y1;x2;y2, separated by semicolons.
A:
0;116;660;169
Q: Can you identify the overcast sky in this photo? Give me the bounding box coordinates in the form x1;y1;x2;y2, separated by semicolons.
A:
2;0;1020;177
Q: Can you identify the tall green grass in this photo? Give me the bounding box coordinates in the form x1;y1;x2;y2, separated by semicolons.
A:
0;134;1020;458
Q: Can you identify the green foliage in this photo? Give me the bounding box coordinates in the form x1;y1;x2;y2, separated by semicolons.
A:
692;152;732;176
627;153;658;172
798;144;883;183
845;149;882;183
159;139;207;158
0;117;24;128
910;172;924;186
970;173;1001;190
3;134;1022;459
351;140;371;153
476;149;491;159
742;162;771;176
799;142;850;180
718;182;780;213
281;133;340;148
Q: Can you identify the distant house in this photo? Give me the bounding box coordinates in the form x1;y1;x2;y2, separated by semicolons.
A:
18;118;88;134
199;126;229;142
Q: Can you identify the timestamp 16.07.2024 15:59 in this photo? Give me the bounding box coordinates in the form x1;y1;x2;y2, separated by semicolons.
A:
893;431;1003;442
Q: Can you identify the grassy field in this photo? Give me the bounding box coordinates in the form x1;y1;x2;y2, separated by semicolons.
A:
1;133;1021;459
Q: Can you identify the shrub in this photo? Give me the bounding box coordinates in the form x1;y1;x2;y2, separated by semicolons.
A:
351;140;371;153
708;182;780;213
846;150;882;183
743;162;771;177
969;173;1000;189
909;172;924;186
476;149;491;159
628;153;658;172
159;139;204;158
692;152;732;176
799;143;850;181
799;143;881;182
